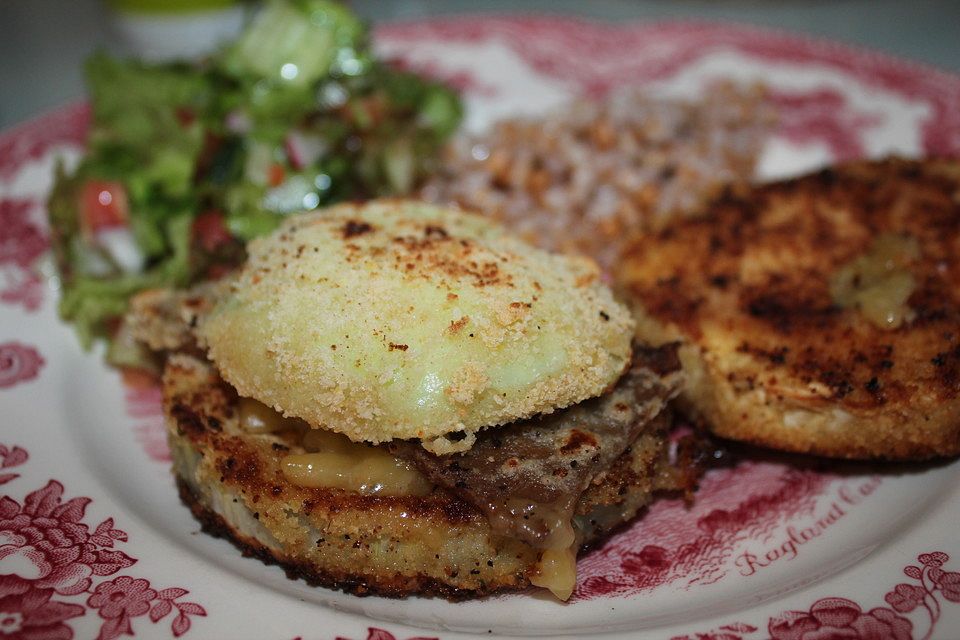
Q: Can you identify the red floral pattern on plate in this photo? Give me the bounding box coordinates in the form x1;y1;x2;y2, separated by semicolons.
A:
0;446;28;487
0;104;88;181
674;552;960;640
377;19;960;156
0;444;206;639
327;628;438;640
0;106;88;313
770;597;913;640
0;199;47;312
671;622;759;640
0;343;45;389
0;582;85;640
123;382;171;464
767;88;883;161
575;462;837;599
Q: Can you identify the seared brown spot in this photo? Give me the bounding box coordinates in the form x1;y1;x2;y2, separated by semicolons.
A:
560;430;599;454
709;274;730;289
216;449;261;485
621;158;960;410
632;342;682;377
342;220;373;238
170;402;206;435
737;343;788;365
448;316;469;334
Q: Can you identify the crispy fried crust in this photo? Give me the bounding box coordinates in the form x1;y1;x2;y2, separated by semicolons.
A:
175;478;502;600
165;353;689;599
619;158;960;460
194;200;634;452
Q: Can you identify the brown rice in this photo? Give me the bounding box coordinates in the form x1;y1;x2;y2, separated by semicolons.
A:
420;82;773;270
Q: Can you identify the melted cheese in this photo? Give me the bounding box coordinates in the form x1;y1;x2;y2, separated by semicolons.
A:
238;397;307;433
240;397;432;496
530;545;578;601
830;233;920;330
282;429;432;496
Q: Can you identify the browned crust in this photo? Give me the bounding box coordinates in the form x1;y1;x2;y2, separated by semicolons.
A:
175;476;507;600
165;352;695;599
620;157;960;460
193;200;635;450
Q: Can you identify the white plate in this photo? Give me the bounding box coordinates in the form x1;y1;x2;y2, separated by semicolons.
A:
2;17;960;640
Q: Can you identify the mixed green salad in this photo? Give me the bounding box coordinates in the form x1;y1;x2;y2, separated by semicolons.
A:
48;0;462;367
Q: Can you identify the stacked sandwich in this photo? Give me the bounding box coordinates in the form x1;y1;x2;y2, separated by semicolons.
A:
129;200;697;600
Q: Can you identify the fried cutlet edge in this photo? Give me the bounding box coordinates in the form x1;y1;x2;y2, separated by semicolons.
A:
620;157;960;461
632;307;960;460
165;352;695;599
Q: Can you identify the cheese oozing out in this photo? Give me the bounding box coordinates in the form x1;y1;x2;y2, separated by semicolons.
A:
530;546;579;601
830;232;920;330
240;395;582;599
282;429;433;496
239;397;431;496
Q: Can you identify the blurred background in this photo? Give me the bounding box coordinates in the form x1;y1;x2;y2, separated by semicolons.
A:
1;0;958;130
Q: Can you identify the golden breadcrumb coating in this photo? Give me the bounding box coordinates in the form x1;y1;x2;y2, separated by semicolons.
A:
197;199;633;451
619;158;960;460
164;353;685;599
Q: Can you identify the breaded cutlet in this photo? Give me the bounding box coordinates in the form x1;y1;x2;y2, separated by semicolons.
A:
132;199;705;600
165;351;691;599
619;157;960;460
193;200;634;455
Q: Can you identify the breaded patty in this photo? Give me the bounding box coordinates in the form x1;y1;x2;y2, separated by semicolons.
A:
196;200;633;454
165;352;690;599
619;158;960;460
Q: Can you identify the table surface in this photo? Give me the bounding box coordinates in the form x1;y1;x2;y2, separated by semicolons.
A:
1;0;959;130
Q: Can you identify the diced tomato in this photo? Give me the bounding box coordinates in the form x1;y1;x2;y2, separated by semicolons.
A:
79;181;129;237
192;210;233;253
175;106;196;128
267;163;286;187
205;263;235;280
